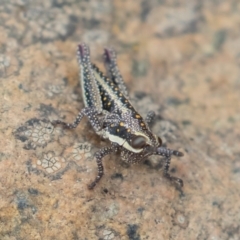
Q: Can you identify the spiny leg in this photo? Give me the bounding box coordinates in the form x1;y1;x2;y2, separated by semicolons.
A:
145;110;156;127
157;147;184;188
88;146;118;189
52;107;102;132
103;48;129;98
77;43;103;113
163;155;183;188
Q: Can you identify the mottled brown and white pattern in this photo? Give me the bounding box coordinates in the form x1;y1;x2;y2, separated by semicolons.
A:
52;43;184;189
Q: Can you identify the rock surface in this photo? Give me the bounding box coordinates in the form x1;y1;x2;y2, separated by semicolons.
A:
0;0;240;239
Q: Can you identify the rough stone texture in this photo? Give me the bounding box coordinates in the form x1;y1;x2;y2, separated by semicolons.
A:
0;0;240;239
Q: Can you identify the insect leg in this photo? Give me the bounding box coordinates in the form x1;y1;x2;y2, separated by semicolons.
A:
163;155;183;188
88;146;118;189
77;43;102;113
157;147;184;188
145;110;156;127
103;48;129;98
52;107;102;132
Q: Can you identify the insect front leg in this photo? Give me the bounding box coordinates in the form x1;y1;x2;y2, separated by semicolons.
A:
52;107;103;132
163;155;183;188
157;147;184;188
88;145;119;189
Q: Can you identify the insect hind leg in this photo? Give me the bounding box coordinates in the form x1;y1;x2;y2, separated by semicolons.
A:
103;48;129;98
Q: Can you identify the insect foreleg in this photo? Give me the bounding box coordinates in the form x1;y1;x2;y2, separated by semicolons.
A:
88;145;119;189
157;147;184;188
163;155;183;188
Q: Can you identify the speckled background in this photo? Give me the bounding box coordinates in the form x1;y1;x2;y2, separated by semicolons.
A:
1;0;240;239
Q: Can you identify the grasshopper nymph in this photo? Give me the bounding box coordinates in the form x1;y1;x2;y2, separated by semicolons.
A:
52;43;184;189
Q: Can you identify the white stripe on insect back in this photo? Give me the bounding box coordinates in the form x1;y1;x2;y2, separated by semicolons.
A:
106;132;143;153
103;48;129;98
94;70;131;114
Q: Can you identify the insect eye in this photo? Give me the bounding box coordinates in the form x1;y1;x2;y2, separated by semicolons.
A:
157;137;162;146
131;136;147;149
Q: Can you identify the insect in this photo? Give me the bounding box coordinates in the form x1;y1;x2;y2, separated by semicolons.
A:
52;43;184;189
